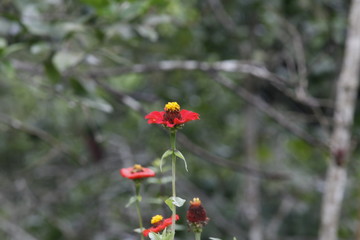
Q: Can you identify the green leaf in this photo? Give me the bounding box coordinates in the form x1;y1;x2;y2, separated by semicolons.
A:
148;232;162;240
126;196;137;208
165;197;174;211
2;43;25;57
0;38;7;49
126;195;141;208
172;196;186;207
69;78;87;96
149;230;173;240
80;0;110;8
44;59;61;84
31;42;51;57
160;149;173;172
119;1;150;21
81;98;113;113
52;50;84;72
174;150;188;172
165;196;186;211
162;233;173;240
209;238;222;240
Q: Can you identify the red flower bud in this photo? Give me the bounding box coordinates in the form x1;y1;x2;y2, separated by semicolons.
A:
187;198;209;233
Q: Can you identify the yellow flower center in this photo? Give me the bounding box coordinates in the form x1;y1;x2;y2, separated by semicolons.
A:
164;102;180;112
151;215;164;224
190;197;201;206
131;164;143;173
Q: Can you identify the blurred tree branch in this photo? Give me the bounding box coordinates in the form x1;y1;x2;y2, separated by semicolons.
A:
92;59;332;108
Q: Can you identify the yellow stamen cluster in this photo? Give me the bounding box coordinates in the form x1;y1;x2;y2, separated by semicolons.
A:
131;164;143;172
164;102;180;112
190;197;202;206
151;215;164;224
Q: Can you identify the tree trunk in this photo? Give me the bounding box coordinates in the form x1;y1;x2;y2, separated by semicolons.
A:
319;0;360;240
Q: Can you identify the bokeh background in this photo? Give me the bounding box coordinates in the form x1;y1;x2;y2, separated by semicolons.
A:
1;0;359;240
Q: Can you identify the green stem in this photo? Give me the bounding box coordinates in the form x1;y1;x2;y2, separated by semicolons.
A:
195;232;201;240
135;181;144;240
170;130;177;239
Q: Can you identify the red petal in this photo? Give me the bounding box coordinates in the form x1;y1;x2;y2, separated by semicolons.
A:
180;109;200;121
165;121;176;128
142;215;179;237
120;167;155;179
143;229;150;237
145;111;165;124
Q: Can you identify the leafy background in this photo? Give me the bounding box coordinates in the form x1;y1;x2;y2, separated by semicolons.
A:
1;0;359;240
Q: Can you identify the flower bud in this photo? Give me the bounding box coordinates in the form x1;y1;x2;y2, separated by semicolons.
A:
186;198;209;233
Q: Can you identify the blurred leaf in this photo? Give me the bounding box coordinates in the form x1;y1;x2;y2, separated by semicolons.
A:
21;4;51;36
30;42;51;60
136;25;158;41
0;38;7;49
1;43;25;57
44;59;61;84
80;0;110;8
69;78;88;96
58;22;85;35
119;1;150;21
52;51;84;72
81;98;113;113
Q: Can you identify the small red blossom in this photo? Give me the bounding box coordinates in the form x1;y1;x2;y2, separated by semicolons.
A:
145;102;200;128
120;164;155;180
143;215;180;237
187;198;209;233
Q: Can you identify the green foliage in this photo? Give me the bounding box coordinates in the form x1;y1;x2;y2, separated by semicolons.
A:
165;196;186;211
0;0;358;239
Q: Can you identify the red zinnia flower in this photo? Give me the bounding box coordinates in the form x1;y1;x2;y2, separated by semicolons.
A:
143;214;180;237
145;102;200;128
120;164;155;180
187;198;209;232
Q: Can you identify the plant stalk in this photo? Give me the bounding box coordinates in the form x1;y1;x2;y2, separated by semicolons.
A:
135;181;144;240
170;130;177;239
195;232;201;240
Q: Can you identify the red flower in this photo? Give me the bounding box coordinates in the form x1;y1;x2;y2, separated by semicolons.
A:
145;102;200;128
143;214;180;237
187;198;209;232
120;164;155;180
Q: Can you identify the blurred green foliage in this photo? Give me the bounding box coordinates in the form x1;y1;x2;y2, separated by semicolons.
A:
0;0;359;240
